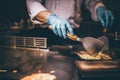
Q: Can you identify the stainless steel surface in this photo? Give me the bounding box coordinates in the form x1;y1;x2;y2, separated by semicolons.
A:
76;60;120;80
0;46;120;80
0;35;47;48
0;47;76;80
76;60;120;71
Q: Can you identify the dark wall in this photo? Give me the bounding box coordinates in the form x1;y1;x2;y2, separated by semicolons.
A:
0;0;29;22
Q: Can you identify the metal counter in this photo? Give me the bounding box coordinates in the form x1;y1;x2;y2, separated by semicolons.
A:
0;47;77;80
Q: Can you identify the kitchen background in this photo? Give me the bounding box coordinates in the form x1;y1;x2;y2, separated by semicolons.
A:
0;0;120;46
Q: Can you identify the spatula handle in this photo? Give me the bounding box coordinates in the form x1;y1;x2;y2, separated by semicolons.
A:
48;26;79;41
67;32;79;41
103;27;107;33
102;27;107;36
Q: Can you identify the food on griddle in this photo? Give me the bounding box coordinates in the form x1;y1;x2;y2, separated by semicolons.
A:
31;73;56;80
77;51;112;60
21;72;56;80
97;52;112;60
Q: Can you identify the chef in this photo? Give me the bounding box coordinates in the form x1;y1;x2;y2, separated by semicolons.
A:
26;0;114;80
26;0;114;39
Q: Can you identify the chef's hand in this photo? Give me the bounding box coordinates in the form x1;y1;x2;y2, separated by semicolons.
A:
97;6;114;27
46;14;74;39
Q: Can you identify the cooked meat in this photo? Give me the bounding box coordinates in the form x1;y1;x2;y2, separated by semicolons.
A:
20;72;56;80
77;51;112;60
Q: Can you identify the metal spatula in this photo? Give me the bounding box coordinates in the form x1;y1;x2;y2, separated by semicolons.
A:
48;26;104;56
67;33;104;56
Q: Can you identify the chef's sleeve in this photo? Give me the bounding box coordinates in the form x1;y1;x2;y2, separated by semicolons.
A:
85;0;105;21
26;0;47;24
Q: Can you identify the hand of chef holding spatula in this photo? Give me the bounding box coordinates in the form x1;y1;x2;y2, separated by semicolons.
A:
46;14;74;39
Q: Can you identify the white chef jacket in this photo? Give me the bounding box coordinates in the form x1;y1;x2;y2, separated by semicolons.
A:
26;0;104;28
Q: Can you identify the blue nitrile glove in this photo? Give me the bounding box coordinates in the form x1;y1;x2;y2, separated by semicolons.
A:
97;6;114;27
46;14;74;39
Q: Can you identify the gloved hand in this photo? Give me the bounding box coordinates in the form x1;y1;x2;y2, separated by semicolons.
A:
46;14;74;39
97;6;114;27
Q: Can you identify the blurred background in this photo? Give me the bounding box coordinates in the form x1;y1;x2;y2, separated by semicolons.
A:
0;0;120;46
